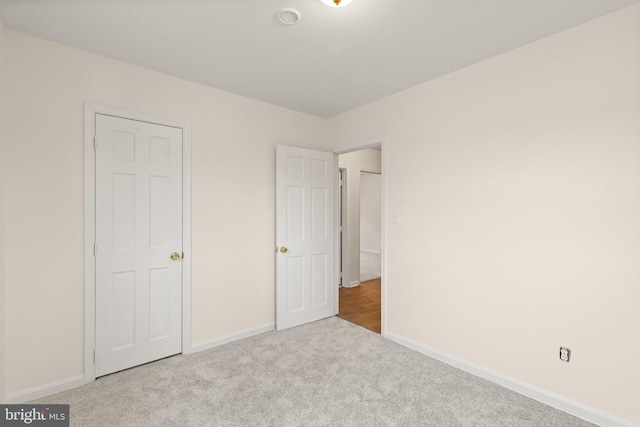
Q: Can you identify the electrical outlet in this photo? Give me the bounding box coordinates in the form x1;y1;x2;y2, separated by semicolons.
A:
559;347;571;362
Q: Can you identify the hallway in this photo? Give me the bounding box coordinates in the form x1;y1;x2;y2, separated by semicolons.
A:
337;279;381;334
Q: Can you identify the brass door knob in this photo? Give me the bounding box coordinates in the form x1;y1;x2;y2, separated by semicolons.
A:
280;247;288;253
170;252;180;260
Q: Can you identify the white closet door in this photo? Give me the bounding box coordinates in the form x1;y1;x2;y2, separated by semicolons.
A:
95;114;183;376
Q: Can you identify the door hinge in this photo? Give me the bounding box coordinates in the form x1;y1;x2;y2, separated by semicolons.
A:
93;136;97;150
93;350;96;363
93;244;97;257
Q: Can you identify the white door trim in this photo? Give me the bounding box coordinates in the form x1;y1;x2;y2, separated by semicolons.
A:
333;137;386;335
84;103;192;383
338;168;348;287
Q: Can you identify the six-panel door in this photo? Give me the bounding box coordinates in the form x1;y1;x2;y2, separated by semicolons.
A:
95;114;183;377
275;145;335;330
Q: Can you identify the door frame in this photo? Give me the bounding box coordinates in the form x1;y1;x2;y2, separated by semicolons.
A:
338;168;347;287
83;103;192;383
333;136;386;335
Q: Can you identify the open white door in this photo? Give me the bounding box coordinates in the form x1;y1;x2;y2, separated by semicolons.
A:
276;145;336;330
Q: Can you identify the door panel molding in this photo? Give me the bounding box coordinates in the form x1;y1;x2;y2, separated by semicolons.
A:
84;103;192;383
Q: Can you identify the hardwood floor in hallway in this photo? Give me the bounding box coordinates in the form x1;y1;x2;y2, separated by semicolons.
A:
337;278;381;334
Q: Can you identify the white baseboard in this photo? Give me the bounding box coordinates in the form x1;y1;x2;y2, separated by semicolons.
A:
188;323;275;354
7;324;274;403
6;375;85;404
385;333;637;427
342;280;360;288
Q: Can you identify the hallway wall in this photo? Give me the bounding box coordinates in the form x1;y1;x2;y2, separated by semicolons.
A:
359;172;382;281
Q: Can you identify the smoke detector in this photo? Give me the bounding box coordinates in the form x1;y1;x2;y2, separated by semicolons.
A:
278;8;301;25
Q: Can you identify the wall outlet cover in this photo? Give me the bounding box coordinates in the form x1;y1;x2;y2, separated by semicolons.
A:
559;347;571;362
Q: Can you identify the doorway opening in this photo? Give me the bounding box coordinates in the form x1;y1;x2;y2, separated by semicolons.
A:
335;146;383;334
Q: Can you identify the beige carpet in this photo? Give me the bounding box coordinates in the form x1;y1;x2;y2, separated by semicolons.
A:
32;317;594;426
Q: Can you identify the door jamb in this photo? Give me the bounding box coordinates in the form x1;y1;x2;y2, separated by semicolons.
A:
332;136;386;335
83;103;192;383
338;168;347;287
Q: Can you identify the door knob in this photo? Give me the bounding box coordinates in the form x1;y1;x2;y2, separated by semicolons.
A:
170;252;180;260
280;247;288;253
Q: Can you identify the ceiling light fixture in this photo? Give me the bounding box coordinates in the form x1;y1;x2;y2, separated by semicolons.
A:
320;0;353;7
278;8;301;25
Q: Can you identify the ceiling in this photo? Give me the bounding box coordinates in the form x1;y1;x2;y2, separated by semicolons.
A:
1;0;638;118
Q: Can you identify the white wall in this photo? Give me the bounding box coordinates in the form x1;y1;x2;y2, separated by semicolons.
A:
329;5;640;425
359;172;382;253
0;23;7;404
2;29;327;399
338;149;381;287
359;172;382;282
